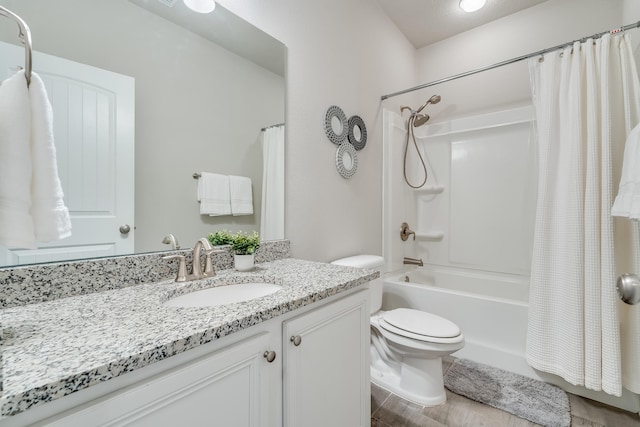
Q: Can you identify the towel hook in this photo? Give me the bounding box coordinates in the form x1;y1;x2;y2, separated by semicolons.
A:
0;6;32;87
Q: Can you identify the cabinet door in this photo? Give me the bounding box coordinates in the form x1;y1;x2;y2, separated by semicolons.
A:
45;333;276;427
283;290;370;427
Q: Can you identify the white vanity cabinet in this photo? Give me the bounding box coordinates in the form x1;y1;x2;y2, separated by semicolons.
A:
283;289;370;427
43;332;278;427
7;287;370;427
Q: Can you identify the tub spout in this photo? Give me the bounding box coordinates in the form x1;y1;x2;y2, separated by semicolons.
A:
403;257;423;267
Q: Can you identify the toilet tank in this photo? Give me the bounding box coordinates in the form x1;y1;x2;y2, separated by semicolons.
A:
331;255;384;314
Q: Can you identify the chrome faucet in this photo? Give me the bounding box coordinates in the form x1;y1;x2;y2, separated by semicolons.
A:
161;234;180;250
190;238;214;280
403;257;423;267
163;237;222;282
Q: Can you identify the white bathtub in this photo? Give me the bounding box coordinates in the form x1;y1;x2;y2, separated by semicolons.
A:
382;265;534;379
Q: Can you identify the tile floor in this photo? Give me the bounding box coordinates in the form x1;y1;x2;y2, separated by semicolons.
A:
371;357;640;427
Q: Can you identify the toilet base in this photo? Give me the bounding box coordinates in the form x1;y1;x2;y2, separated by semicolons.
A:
371;351;447;407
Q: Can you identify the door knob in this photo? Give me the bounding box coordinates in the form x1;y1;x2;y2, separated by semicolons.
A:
119;224;131;234
617;273;640;305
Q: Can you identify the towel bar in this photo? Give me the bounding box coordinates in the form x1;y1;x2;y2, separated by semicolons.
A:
0;5;32;86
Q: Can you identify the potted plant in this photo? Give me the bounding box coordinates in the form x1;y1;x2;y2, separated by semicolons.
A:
231;230;260;271
208;229;234;246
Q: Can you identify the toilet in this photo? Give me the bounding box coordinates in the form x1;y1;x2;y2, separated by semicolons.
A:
331;255;464;406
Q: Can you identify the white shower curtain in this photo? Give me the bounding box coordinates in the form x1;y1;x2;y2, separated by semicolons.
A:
527;34;640;396
260;126;285;241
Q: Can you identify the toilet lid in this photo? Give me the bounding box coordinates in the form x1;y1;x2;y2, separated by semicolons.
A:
381;308;460;339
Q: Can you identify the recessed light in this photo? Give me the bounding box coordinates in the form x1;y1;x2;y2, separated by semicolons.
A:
459;0;487;13
183;0;216;13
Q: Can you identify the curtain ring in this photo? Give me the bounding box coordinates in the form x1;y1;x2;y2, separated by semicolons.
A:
538;55;544;63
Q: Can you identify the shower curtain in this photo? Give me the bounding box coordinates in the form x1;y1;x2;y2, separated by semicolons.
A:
527;33;640;396
260;126;285;241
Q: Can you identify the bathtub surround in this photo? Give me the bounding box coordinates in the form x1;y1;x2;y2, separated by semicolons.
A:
444;358;570;427
527;33;640;397
0;240;290;309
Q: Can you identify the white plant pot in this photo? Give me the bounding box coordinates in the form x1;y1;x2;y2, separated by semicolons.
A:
234;253;255;272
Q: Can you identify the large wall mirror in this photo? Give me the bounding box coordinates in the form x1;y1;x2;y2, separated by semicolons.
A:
0;0;286;267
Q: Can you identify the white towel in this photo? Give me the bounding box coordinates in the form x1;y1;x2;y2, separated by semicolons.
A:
197;172;231;216
229;175;253;216
29;72;72;242
612;123;640;219
0;70;36;248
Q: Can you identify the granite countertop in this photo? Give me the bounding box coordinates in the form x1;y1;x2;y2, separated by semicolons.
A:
0;258;377;417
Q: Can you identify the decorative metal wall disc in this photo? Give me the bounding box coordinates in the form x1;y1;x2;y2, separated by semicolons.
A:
348;115;367;150
324;105;348;144
336;142;358;179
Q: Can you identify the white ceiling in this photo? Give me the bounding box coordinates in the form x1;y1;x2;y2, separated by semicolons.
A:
128;0;286;76
376;0;550;48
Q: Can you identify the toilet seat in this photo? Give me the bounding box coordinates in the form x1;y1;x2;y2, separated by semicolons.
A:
379;308;462;345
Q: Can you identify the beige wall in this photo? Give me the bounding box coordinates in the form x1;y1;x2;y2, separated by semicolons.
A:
0;0;284;253
216;0;417;262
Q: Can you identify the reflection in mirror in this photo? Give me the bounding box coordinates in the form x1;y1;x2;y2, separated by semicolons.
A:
0;0;286;267
343;152;354;170
352;125;362;141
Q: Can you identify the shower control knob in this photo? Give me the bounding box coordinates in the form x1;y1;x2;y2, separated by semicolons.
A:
290;335;302;346
119;224;131;235
263;351;276;363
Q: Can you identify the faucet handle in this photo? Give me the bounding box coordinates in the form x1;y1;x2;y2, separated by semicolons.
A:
162;255;187;282
203;249;227;277
400;222;416;241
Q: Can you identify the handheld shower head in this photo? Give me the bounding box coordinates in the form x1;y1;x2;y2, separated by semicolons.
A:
415;94;442;113
413;113;430;127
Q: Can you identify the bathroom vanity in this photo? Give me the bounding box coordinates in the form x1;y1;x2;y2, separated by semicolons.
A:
0;252;375;426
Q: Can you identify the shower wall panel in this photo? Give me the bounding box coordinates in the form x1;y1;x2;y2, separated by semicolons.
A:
414;106;536;276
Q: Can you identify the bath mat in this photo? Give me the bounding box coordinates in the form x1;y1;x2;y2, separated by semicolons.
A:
444;358;570;427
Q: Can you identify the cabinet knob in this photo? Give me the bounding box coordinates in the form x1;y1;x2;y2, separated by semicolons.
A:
290;335;302;346
263;350;276;363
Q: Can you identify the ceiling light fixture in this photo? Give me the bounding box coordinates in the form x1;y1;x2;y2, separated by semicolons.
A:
183;0;216;13
459;0;487;13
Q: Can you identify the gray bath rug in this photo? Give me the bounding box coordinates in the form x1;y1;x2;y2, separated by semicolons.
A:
444;358;570;427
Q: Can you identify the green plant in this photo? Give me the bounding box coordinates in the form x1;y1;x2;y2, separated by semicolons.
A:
207;230;234;246
231;230;260;255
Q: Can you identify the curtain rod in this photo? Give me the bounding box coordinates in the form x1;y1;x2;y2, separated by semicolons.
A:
261;123;285;131
380;20;640;101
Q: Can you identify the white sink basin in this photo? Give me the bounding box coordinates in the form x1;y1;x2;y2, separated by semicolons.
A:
164;282;282;308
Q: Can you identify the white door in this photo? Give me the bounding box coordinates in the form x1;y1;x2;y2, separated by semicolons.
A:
0;41;135;266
